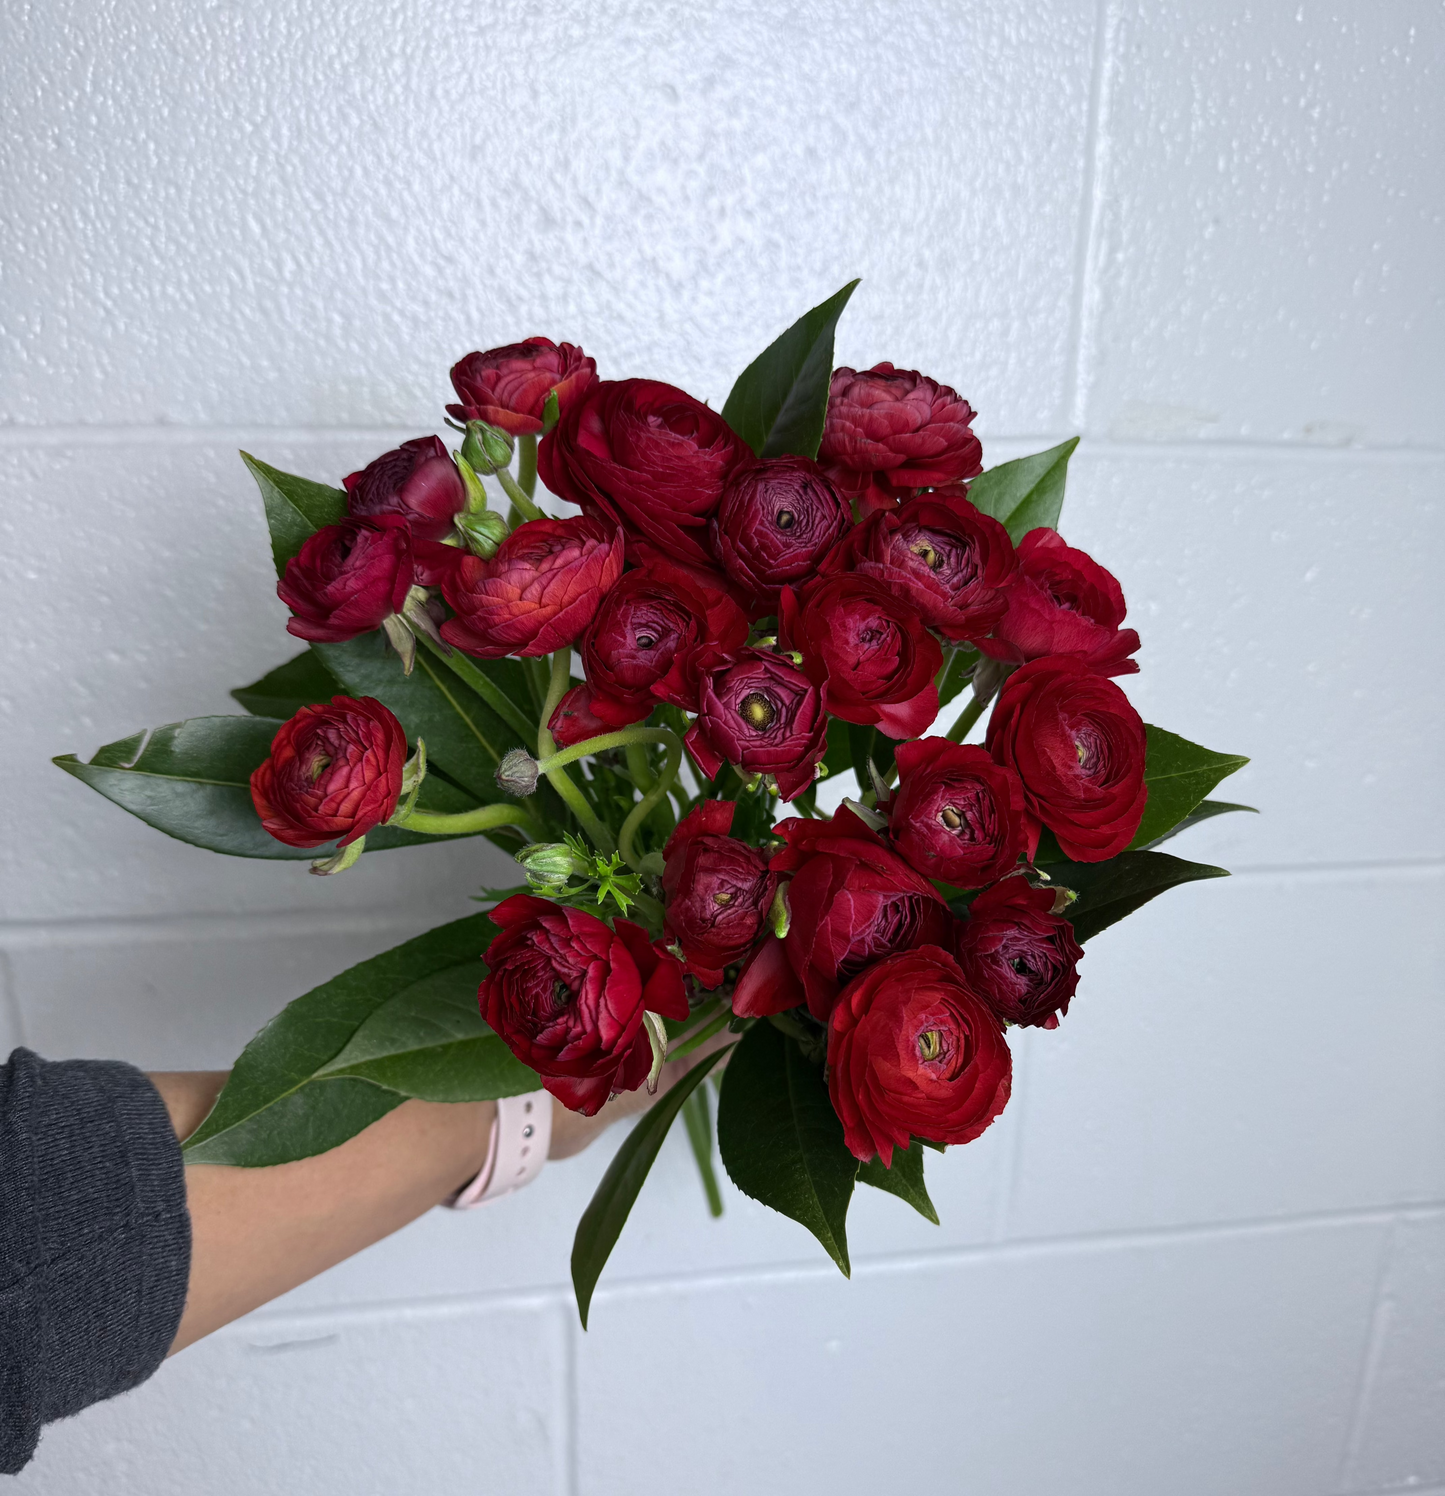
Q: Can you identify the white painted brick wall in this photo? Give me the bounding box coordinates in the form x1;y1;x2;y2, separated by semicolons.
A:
2;1;1440;1491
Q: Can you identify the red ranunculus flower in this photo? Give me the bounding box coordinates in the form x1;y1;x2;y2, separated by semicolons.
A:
684;649;829;803
661;801;779;988
709;456;852;614
733;807;956;1022
828;945;1011;1165
478;894;688;1116
277;517;413;644
249;696;407;849
780;575;942;739
447;339;598;436
955;879;1083;1031
882;738;1029;888
538;379;750;568
546;683;613;748
986;655;1148;861
824;488;1016;641
977;527;1141;677
439;516;624;658
343;436;466;542
818;363;983;513
580;560;750;724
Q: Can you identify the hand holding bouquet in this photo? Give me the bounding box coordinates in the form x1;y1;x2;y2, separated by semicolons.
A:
56;284;1250;1324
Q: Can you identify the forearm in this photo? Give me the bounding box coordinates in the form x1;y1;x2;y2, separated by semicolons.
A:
149;1073;494;1355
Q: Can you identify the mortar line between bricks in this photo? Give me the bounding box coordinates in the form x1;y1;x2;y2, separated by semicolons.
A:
1333;1220;1401;1495
562;1301;581;1496
229;1202;1438;1334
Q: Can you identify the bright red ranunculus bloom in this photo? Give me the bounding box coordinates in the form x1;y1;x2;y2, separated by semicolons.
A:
733;807;956;1022
478;894;688;1116
447;339;598;436
249;696;407;849
954;879;1083;1031
343;436;466;542
780;575;942;740
661;801;779;989
684;649;829;803
828;945;1012;1165
977;527;1141;677
538;378;751;568
882;738;1029;888
985;654;1148;861
439;515;624;658
277;517;413;644
818;363;983;513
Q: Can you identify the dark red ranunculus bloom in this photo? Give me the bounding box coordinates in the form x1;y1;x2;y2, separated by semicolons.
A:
277;517;413;644
977;527;1141;678
478;894;688;1116
986;654;1148;861
447;339;598;436
661;801;780;988
684;649;829;803
709;456;852;614
439;516;624;659
250;696;407;849
733;807;956;1022
828;945;1011;1165
547;683;620;748
780;575;942;740
538;379;750;568
817;363;983;513
580;560;749;724
955;880;1083;1031
882;738;1029;888
343;436;466;542
824;488;1016;642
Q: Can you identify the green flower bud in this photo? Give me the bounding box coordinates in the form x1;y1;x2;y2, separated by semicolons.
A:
456;509;509;559
496;747;540;797
462;420;514;474
516;841;591;890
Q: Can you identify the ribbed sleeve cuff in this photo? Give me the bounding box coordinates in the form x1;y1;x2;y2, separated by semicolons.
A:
1;1049;191;1474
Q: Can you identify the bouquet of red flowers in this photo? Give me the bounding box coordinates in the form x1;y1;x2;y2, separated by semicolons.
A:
55;283;1250;1325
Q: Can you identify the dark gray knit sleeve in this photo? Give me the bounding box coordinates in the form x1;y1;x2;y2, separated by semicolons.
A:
0;1049;191;1475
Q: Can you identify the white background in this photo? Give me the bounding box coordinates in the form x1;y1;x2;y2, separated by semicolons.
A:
2;2;1441;1492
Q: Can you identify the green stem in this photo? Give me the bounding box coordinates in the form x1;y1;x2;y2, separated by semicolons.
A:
537;650;615;854
625;743;655;793
945;691;990;744
396;802;542;839
536;726;681;776
497;465;543;523
418;635;536;744
618;734;682;873
517;434;538;499
668;1003;734;1063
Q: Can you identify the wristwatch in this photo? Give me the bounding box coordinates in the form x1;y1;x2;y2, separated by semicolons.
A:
446;1089;552;1209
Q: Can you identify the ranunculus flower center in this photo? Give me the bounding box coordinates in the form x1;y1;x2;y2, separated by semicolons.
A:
740;692;776;729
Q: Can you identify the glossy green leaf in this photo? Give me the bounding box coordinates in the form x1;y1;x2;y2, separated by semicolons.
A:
571;1045;732;1328
936;647;979;710
242;451;347;576
1048;850;1229;943
721;280;859;460
716;1020;857;1275
1130;725;1250;849
682;1085;725;1219
54;715;480;859
966;438;1079;543
856;1138;939;1224
1143;799;1258;850
183;914;534;1165
231;649;341;719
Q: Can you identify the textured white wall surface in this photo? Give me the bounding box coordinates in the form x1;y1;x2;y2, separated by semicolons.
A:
1;0;1441;1491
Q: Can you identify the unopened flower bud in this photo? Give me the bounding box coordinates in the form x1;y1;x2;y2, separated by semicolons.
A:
515;841;591;890
496;747;540;797
455;508;509;559
462;420;515;474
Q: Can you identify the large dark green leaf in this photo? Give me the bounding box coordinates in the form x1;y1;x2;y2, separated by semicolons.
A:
857;1138;939;1224
1048;850;1230;943
183;914;537;1165
54;715;479;859
716;1020;857;1275
682;1084;725;1219
242;452;347;576
1131;725;1250;849
314;634;525;804
1143;799;1258;850
571;1045;732;1329
721;281;859;460
967;438;1079;542
937;646;979;710
232;649;341;719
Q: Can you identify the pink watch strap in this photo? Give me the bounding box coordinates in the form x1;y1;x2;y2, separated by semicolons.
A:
446;1089;552;1209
